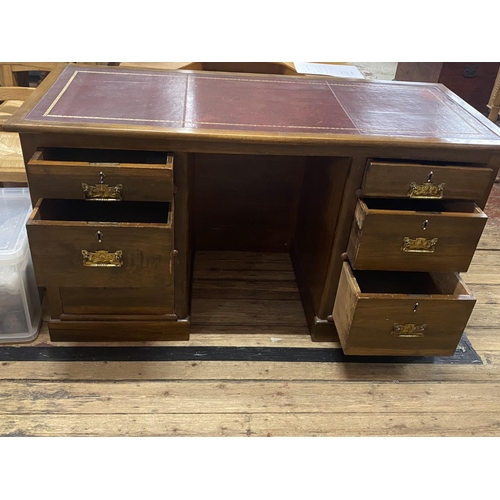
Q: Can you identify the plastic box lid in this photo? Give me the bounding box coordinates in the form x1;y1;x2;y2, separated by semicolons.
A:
0;188;32;265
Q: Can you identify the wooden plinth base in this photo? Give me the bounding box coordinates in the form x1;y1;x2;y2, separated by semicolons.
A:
48;318;190;342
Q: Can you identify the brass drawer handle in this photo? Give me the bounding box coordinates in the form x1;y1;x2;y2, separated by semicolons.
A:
82;182;123;201
408;181;445;199
392;323;426;337
401;237;438;253
82;171;122;201
82;250;123;267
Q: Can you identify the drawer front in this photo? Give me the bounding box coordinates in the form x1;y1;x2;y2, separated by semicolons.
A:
48;319;190;342
26;200;173;288
362;161;493;201
347;200;487;272
59;287;175;316
333;262;476;356
27;149;174;202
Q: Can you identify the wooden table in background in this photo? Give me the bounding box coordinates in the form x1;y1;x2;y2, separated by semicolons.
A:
395;62;500;114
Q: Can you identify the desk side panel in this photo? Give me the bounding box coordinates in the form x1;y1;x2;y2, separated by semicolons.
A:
291;156;352;338
174;152;192;319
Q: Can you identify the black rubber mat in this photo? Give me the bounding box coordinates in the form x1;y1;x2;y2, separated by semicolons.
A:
0;333;482;364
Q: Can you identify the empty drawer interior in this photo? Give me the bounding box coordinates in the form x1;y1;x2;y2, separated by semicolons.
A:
35;199;171;223
362;198;479;214
38;147;169;165
353;269;469;296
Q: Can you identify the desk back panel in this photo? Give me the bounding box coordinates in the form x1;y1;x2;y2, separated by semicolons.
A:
192;154;305;252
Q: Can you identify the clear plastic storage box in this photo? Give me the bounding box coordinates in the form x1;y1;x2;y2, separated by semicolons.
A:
0;188;42;343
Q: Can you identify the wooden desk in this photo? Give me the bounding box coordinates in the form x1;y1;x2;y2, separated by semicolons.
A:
5;65;500;356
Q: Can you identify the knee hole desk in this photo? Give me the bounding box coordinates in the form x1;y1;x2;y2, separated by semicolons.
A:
5;64;500;356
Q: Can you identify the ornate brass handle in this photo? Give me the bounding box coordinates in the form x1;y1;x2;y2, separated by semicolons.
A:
82;250;123;267
82;171;122;201
82;182;123;201
408;172;444;199
401;237;438;253
408;181;445;198
392;323;426;337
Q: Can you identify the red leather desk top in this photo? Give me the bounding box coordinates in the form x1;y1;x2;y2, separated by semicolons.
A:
9;65;500;145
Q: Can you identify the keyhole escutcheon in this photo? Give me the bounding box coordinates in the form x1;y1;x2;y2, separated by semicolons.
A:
422;220;429;231
413;302;419;313
427;171;433;183
96;231;103;243
99;171;105;184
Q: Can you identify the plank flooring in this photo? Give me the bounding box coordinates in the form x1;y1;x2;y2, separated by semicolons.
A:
1;184;500;437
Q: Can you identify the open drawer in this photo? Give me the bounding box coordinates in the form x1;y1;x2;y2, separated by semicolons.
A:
362;160;493;201
26;199;173;288
27;148;174;202
347;198;487;272
333;262;476;356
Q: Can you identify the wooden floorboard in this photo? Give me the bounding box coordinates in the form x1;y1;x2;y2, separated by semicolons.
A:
2;412;500;437
1;380;500;415
0;354;497;382
1;183;500;437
